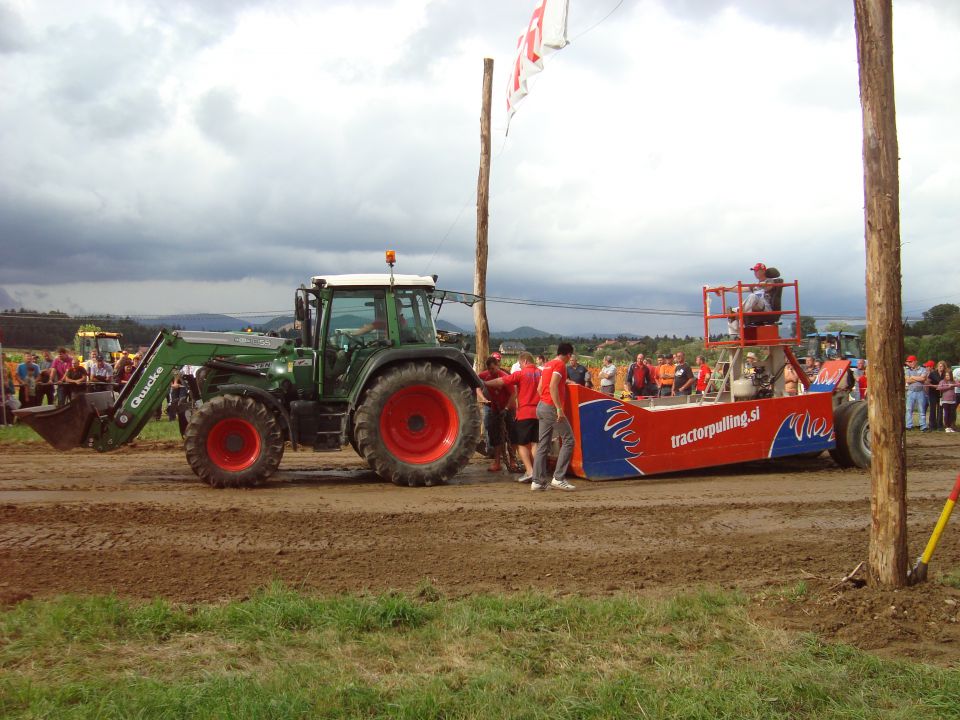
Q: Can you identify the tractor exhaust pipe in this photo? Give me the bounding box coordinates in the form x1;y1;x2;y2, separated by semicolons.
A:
13;391;114;450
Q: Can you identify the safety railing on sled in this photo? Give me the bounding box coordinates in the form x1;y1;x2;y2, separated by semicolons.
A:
702;280;802;350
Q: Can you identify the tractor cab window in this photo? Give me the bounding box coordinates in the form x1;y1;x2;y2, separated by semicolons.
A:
323;289;387;395
328;290;388;344
395;289;436;345
840;335;860;359
97;337;122;356
309;296;321;347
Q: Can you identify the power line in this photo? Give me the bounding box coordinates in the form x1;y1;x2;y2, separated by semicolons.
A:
569;0;627;43
1;295;873;324
0;311;289;322
424;191;475;273
484;294;701;317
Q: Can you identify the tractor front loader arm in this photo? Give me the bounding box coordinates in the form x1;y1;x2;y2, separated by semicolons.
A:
15;329;286;452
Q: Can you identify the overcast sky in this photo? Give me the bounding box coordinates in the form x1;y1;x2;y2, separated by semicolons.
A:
1;0;958;336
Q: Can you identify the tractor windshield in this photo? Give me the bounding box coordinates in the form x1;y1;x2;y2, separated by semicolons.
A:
840;334;861;359
97;337;122;355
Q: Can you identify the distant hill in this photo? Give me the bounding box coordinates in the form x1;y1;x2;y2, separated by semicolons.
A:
152;314;249;332
492;326;552;340
145;311;554;340
436;319;465;332
433;322;552;339
258;315;295;332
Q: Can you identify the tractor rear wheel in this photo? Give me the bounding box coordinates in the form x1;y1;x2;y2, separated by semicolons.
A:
184;395;285;488
829;400;870;469
354;362;480;487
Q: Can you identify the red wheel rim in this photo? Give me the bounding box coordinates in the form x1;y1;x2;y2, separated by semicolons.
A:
379;384;459;464
206;418;261;472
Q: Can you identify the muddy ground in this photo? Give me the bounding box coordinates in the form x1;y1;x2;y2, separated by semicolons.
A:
1;432;959;665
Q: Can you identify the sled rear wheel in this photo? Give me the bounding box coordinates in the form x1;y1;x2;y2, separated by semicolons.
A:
830;401;870;469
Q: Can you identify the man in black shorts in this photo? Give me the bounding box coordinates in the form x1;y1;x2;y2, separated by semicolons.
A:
483;351;541;483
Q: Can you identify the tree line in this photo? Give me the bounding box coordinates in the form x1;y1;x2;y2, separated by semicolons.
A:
0;310;166;351
903;303;960;362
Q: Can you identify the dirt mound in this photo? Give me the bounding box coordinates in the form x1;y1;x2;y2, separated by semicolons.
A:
759;579;960;664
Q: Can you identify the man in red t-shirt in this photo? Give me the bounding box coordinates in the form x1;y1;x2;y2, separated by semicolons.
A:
484;351;541;482
625;353;648;399
478;355;515;473
695;355;713;394
532;341;576;491
50;347;73;406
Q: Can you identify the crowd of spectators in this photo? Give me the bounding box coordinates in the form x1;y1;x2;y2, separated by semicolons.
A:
621;351;710;400
2;347;140;415
1;346;193;426
903;354;960;432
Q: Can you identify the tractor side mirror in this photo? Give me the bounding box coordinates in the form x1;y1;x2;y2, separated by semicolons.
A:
295;296;305;322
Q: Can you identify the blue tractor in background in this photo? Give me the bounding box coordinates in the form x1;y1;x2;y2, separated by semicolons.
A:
803;331;864;365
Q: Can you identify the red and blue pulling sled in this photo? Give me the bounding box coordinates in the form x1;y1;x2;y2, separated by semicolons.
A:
565;281;869;480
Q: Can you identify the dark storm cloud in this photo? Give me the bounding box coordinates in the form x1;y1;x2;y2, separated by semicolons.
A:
0;190;307;285
0;166;479;288
0;192;157;285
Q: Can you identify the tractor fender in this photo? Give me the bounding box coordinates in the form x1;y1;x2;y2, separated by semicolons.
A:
216;384;297;450
349;347;484;405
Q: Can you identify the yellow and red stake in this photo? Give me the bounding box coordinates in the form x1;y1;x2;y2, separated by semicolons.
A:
909;473;960;585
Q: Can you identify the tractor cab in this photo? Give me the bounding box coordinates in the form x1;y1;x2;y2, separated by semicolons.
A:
75;331;123;363
294;273;440;397
804;332;863;364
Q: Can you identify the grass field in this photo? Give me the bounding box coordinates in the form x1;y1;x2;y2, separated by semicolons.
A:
0;417;183;444
1;584;957;719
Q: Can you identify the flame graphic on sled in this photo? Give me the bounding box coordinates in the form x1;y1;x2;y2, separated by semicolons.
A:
809;360;851;393
578;398;646;478
769;410;835;458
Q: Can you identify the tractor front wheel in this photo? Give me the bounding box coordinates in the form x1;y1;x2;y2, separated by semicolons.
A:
184;395;285;488
354;362;480;487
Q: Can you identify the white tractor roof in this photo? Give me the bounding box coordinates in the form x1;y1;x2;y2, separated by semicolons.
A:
311;274;436;289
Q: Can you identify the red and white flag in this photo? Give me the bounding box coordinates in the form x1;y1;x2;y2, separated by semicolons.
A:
506;0;569;132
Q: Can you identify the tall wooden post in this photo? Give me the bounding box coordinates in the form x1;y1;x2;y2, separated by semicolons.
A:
854;0;908;588
473;57;493;371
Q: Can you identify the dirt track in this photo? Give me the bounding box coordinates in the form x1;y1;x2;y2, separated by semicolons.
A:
2;433;959;663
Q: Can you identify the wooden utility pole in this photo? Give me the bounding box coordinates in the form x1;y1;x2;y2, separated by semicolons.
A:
854;0;908;588
473;57;493;371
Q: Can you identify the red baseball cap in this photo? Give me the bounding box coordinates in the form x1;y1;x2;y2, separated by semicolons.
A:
750;262;766;272
924;360;935;368
906;355;917;362
491;351;502;360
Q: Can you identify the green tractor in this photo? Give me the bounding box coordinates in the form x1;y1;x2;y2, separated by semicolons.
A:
16;266;483;488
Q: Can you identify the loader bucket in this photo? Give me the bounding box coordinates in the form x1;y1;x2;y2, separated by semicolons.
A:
13;391;114;451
